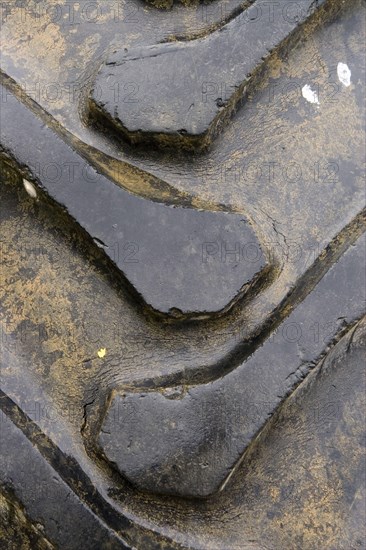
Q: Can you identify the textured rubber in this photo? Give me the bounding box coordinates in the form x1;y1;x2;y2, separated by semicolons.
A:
1;0;365;547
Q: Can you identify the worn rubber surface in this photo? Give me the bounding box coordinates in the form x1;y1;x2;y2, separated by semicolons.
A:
1;0;365;548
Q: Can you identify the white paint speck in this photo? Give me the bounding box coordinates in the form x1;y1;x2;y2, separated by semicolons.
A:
302;84;320;106
337;62;351;87
22;178;37;198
